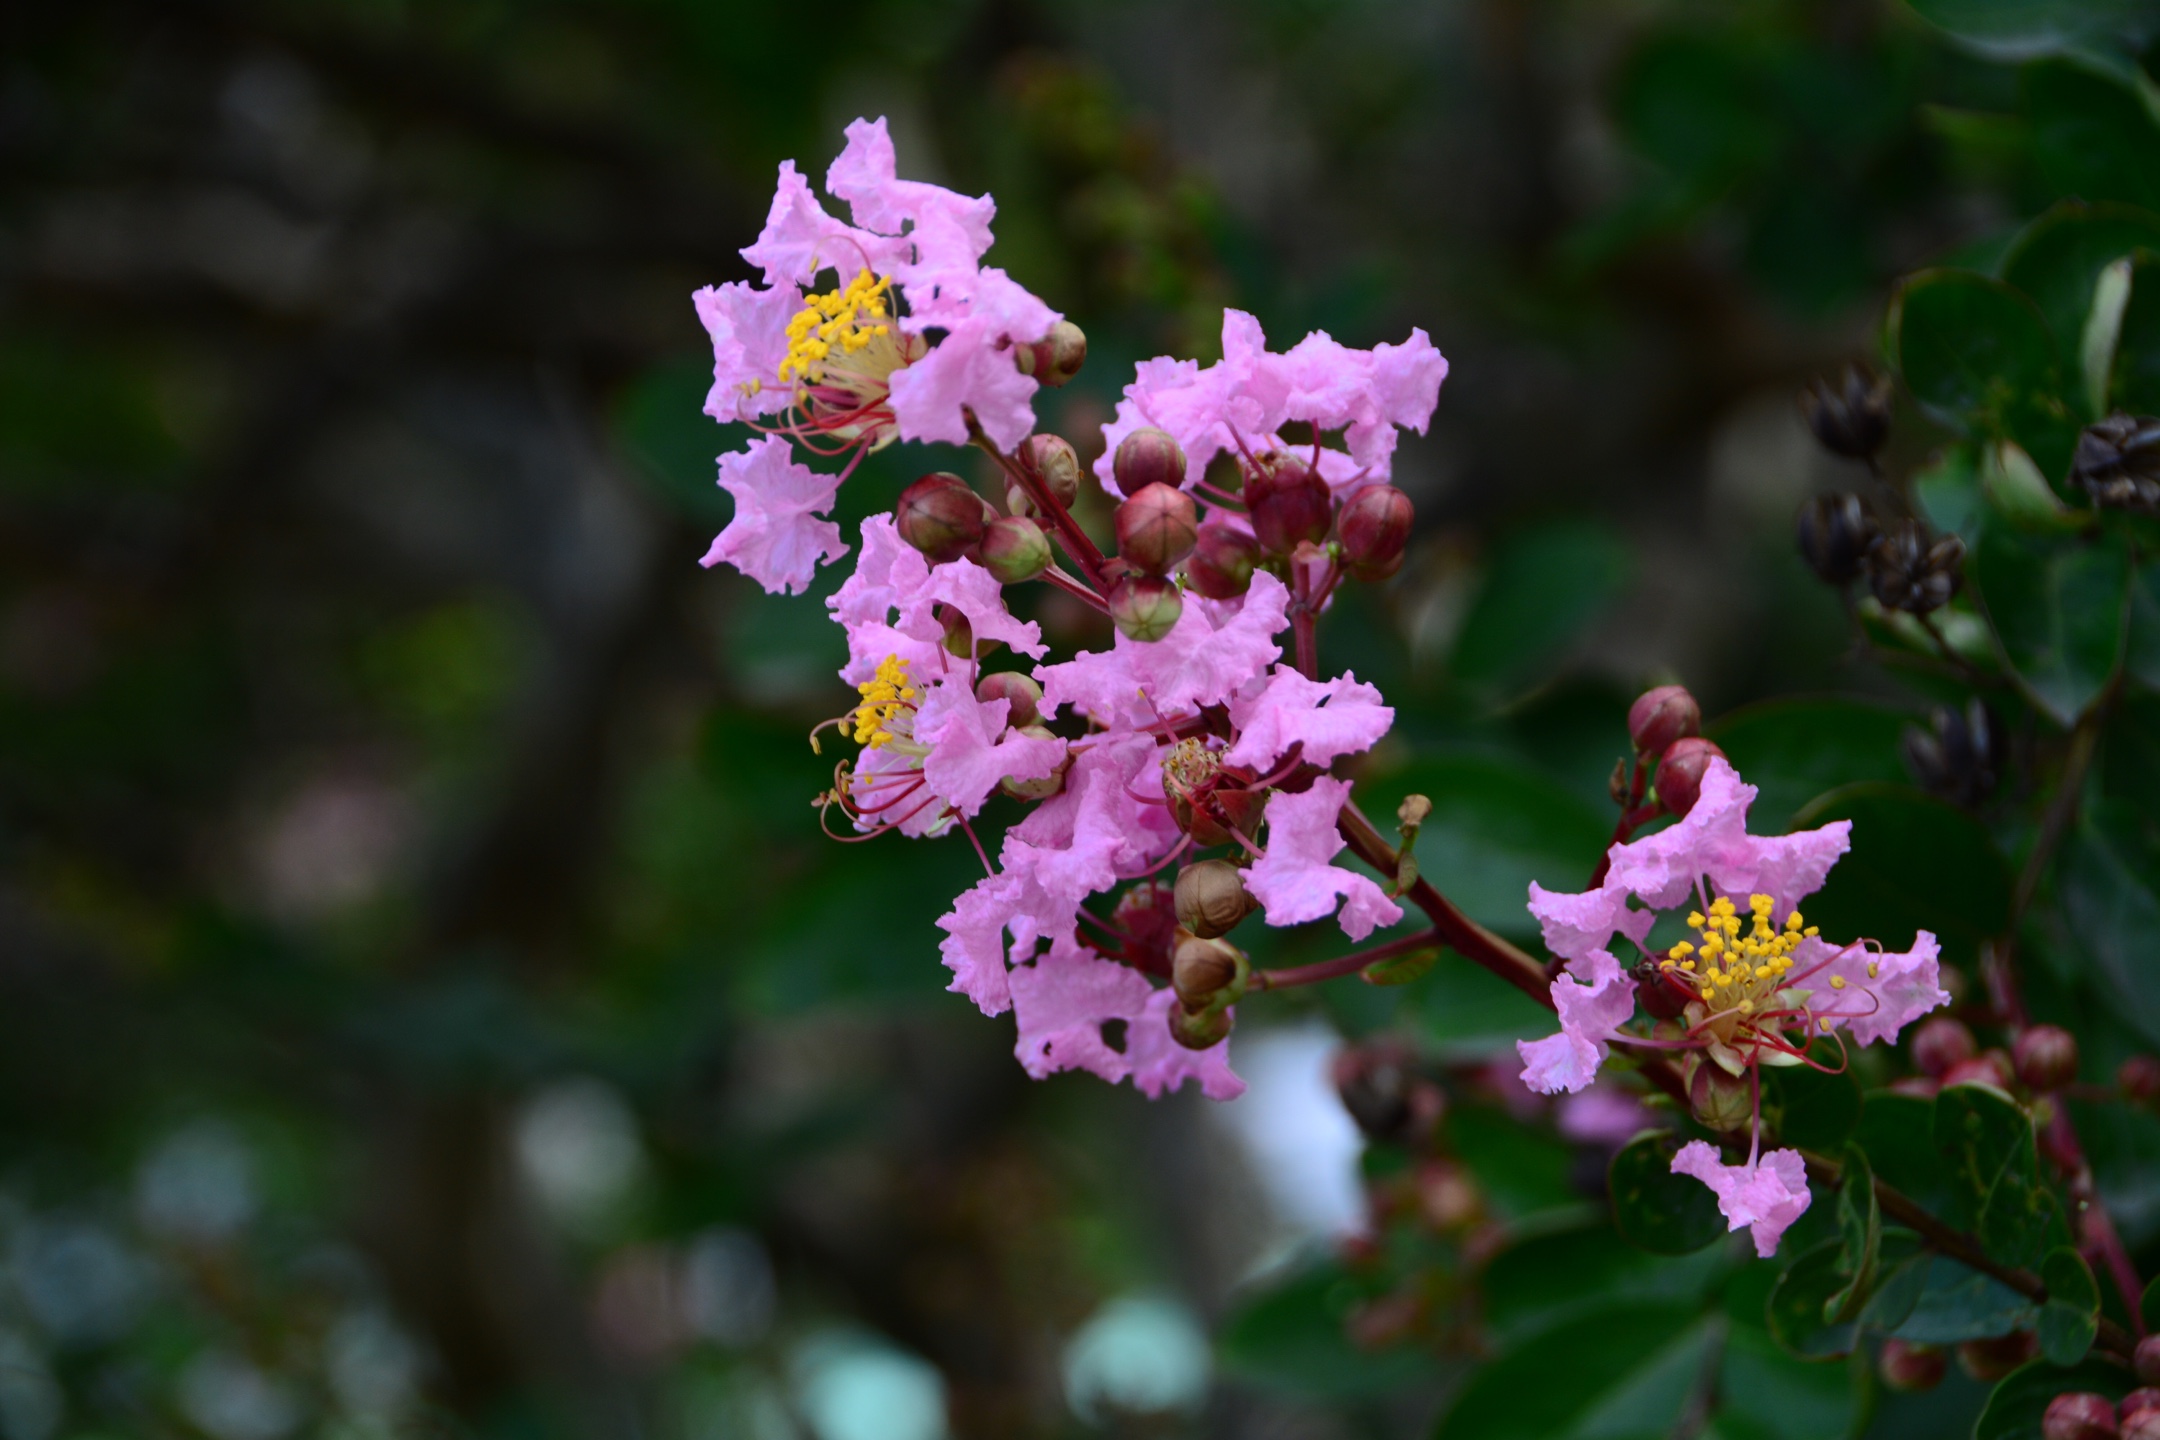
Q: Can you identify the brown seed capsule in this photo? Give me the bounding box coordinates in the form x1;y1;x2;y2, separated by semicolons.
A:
1337;484;1413;581
1108;574;1183;642
1014;320;1087;388
998;723;1068;801
1956;1332;2036;1382
1911;1017;1977;1080
981;515;1051;583
1799;363;1893;461
896;473;989;562
1018;433;1083;513
1868;519;1964;615
1168;1001;1232;1050
1653;737;1725;819
2014;1025;2080;1092
975;671;1043;728
1175;859;1254;939
1877;1340;1946;1393
1112;427;1188;496
1115;482;1200;576
1172;933;1245;1012
1627;685;1701;759
2074;413;2160;513
2041;1392;2121;1440
1245;456;1332;554
1184;523;1261;599
1797;492;1880;586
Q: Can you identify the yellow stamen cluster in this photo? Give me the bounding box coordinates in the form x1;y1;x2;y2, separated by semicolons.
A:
852;655;916;747
779;269;894;386
1658;893;1819;1008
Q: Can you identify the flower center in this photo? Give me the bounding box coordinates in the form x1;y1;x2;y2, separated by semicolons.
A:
853;654;919;749
1663;893;1818;1017
1160;737;1220;801
779;269;897;388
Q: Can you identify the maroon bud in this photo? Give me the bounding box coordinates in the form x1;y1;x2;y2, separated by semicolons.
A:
2014;1025;2080;1092
1632;959;1692;1020
1911;1017;1977;1080
2127;1384;2160;1417
1168;999;1232;1050
1338;484;1413;581
1115;482;1200;576
897;473;988;562
1689;1062;1751;1132
1878;1340;1947;1393
1108;574;1183;642
1888;1075;1941;1099
2125;1409;2160;1440
1014;320;1087;388
1943;1049;2016;1092
1112;427;1187;496
2042;1392;2120;1440
1175;860;1253;939
1245;456;1332;554
1017;434;1083;512
981;515;1051;583
2123;1055;2160;1100
975;671;1043;729
2138;1336;2160;1387
1628;685;1701;759
1653;737;1725;818
1957;1332;2036;1382
1415;1159;1480;1230
1184;523;1260;599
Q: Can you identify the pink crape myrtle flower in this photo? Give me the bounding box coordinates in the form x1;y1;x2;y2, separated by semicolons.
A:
1222;668;1393;772
1093;309;1447;496
1516;950;1637;1095
1035;572;1292;730
1241;778;1404;942
1670;1142;1812;1258
700;436;849;595
829;515;1044;685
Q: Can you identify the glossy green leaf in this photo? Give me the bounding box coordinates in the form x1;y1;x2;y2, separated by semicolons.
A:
1708;698;1911;829
1908;0;2160;57
1609;1131;1729;1255
1766;1240;1861;1359
1219;1256;1431;1400
1974;1357;2137;1440
1857;1093;1956;1218
1829;1144;1882;1322
2037;1247;2099;1365
1933;1082;2050;1267
1793;784;2012;968
1971;521;2131;726
1765;1061;1863;1153
1434;1305;1712;1440
1481;1223;1729;1347
1892;269;2078;479
2025;55;2160;213
2000;200;2160;362
1452;1107;1577;1221
2127;563;2160;692
1890;1254;2043;1342
2111;251;2160;414
1980;440;2086;529
1449;523;1633;708
2060;801;2160;1048
2081;256;2134;417
1716;1320;1866;1440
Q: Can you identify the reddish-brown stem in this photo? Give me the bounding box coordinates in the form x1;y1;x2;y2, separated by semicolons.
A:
1250;927;1442;991
968;427;1110;587
1039;563;1110;614
1293;608;1318;680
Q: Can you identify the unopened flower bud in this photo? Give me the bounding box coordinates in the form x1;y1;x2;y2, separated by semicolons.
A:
1689;1062;1751;1132
1108;574;1183;642
1911;1017;1976;1080
1172;933;1245;1012
1019;434;1082;511
2126;1386;2160;1421
1168;998;1232;1050
1957;1332;2036;1382
998;723;1068;802
1799;364;1893;461
1175;860;1254;939
1627;685;1701;759
936;604;980;658
1338;485;1413;581
1102;880;1177;976
981;515;1051;583
2123;1055;2160;1100
2126;1408;2160;1440
1115;482;1199;576
2042;1392;2121;1440
2014;1025;2080;1092
976;671;1043;729
1653;737;1725;818
1014;320;1087;388
1942;1049;2015;1092
1112;427;1188;496
1245;456;1332;554
2074;413;2160;513
1184;523;1260;599
1878;1340;1946;1393
897;473;988;562
1797;492;1879;586
1904;699;2003;809
1868;519;1964;615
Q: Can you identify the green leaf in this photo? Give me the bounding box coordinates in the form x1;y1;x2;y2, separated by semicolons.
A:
1892;269;2078;480
1708;698;1912;829
2082;256;2134;417
1219;1255;1431;1401
1481;1222;1729;1348
1857;1093;1956;1218
1608;1131;1729;1255
1908;0;2160;57
2025;55;2160;213
2060;801;2160;1049
1891;1254;2043;1343
2143;1274;2160;1331
1974;1357;2136;1440
2037;1247;2100;1365
2000;200;2160;366
2111;251;2160;414
1451;1107;1578;1221
1449;523;1633;708
1933;1082;2051;1267
1716;1320;1867;1440
1766;1240;1862;1359
1433;1305;1713;1440
1830;1145;1882;1322
1764;1062;1863;1153
1360;947;1438;986
1980;440;2087;530
1793;784;2012;968
2129;561;2160;693
1971;521;2131;726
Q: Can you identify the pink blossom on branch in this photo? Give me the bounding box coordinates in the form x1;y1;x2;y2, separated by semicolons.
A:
1222;667;1394;772
1241;778;1404;942
1516;950;1636;1096
700;436;848;595
1670;1142;1812;1258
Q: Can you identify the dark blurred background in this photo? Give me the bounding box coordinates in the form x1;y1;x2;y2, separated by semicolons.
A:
0;1;2045;1436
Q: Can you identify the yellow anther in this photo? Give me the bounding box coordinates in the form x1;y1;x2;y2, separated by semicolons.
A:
1786;911;1803;930
1671;942;1694;958
1700;988;1714;1001
1867;961;1879;979
1738;1000;1754;1013
1755;965;1772;980
1687;911;1705;928
1680;959;1696;971
1820;1017;1834;1032
1830;976;1846;989
1804;927;1819;937
1659;959;1675;970
779;270;896;386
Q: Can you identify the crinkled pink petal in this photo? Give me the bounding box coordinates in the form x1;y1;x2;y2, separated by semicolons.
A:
1036;572;1291;729
1671;1142;1812;1258
1527;878;1656;966
739;159;892;287
1222;668;1394;772
887;313;1043;451
1516;949;1636;1095
1799;931;1948;1047
827;519;1039;683
915;683;1066;818
936;873;1022;1015
1603;758;1850;916
1005;953;1244;1100
1006;738;1178;903
825;117;995;262
1127;988;1245;1100
701;436;849;595
847;742;952;838
1241;777;1404;941
920;557;1046;660
693;282;799;422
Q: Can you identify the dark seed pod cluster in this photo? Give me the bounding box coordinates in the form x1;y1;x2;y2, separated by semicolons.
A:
1866;519;1964;615
2072;413;2160;513
1798;363;1893;461
1902;699;2002;808
1796;492;1878;586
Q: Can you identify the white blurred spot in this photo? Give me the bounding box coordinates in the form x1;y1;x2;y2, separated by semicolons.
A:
790;1332;948;1440
325;1310;421;1419
177;1351;305;1440
681;1227;777;1348
0;1330;61;1440
254;774;407;923
515;1078;645;1232
1061;1295;1211;1424
12;1219;147;1347
137;1119;258;1244
1214;1022;1366;1239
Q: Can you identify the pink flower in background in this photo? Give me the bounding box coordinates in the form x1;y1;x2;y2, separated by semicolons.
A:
1516;951;1636;1096
1556;1084;1656;1147
700;436;848;595
1670;1142;1812;1258
1241;778;1403;941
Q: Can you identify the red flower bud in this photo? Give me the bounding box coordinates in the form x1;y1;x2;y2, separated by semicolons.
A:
1101;880;1177;976
1632;959;1692;1020
1652;737;1725;818
1112;427;1187;496
1942;1049;2015;1093
1878;1340;1946;1392
1014;320;1086;388
2122;1055;2160;1100
1244;456;1332;554
975;671;1043;729
981;515;1051;583
2126;1409;2160;1440
1108;574;1183;642
1911;1017;1977;1080
2042;1392;2120;1440
1956;1332;2036;1382
1627;685;1701;759
896;473;988;562
1016;434;1082;513
1115;482;1199;576
2014;1025;2080;1092
1337;484;1413;581
2128;1382;2160;1415
1175;859;1254;939
1184;523;1260;599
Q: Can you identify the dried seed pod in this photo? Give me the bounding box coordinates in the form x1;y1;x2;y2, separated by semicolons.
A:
1797;492;1879;586
1171;933;1245;1012
2073;412;2160;513
1174;859;1254;938
1799;363;1893;460
1902;699;2002;808
1867;519;1964;615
